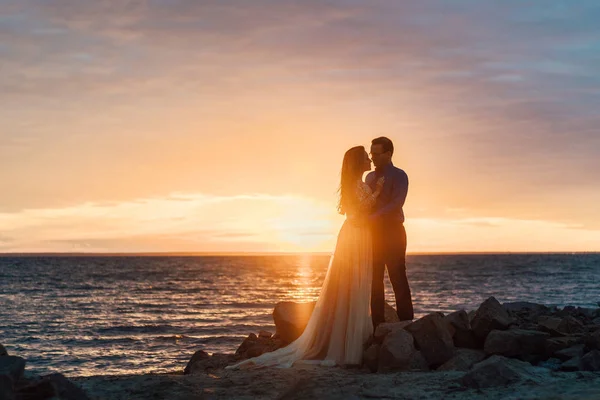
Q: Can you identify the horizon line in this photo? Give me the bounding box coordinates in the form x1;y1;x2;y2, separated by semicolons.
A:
1;251;599;257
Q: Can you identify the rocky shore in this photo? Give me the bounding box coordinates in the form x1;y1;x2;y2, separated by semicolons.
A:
3;297;600;399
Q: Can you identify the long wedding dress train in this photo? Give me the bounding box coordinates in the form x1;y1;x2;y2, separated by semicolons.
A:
227;183;375;369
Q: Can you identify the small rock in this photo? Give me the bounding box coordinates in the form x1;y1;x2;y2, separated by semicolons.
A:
560;356;582;372
405;312;455;367
444;310;478;349
503;302;548;314
273;301;316;344
537;316;563;335
581;349;600;371
471;297;514;341
384;302;401;323
235;332;283;359
554;345;586;362
557;316;585;335
42;373;90;400
437;349;485;371
185;353;237;375
484;329;550;359
183;350;210;374
378;329;416;372
258;330;272;339
545;336;582;356
461;355;548;389
585;329;600;350
408;350;430;372
537;357;562;371
373;321;412;343
0;345;7;357
363;344;380;373
0;356;25;383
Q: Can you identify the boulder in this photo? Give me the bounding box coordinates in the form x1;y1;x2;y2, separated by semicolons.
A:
581;350;600;371
183;350;210;374
373;321;412;343
378;329;416;372
258;330;272;339
471;297;513;340
0;356;25;383
384;302;401;323
42;373;90;400
585;329;600;350
408;351;430;372
273;301;316;344
544;336;582;356
437;349;485;371
184;353;238;375
461;355;548;389
0;345;7;357
557;316;586;335
405;313;455;367
537;316;563;335
235;332;283;359
484;329;550;360
554;345;586;362
363;344;380;373
560;356;582;372
444;310;478;349
16;373;90;400
503;301;549;314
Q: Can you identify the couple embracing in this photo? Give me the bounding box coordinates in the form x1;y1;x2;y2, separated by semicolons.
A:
229;136;413;369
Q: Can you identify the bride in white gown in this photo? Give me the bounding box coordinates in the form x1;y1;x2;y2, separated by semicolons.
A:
227;146;384;369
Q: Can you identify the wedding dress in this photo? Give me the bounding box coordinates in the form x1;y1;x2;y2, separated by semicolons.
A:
227;181;375;369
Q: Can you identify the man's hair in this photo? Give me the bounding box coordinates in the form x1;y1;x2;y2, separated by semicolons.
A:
371;136;394;156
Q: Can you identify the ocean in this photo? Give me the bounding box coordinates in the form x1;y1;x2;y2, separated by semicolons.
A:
1;253;599;377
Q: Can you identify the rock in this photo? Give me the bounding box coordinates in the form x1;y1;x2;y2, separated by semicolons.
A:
0;375;14;400
363;344;380;373
0;345;7;357
560;356;582;372
503;301;549;314
16;378;55;400
42;373;91;400
258;330;272;339
585;329;600;350
461;355;548;389
183;350;210;374
444;310;478;349
537;316;563;335
0;356;25;383
405;313;455;367
437;349;485;371
378;329;416;372
554;345;586;361
408;351;430;372
557;316;586;335
544;336;582;356
537;358;562;371
273;301;316;344
235;332;283;359
484;329;550;360
581;350;600;371
185;353;237;375
384;302;401;323
471;297;514;340
373;321;412;343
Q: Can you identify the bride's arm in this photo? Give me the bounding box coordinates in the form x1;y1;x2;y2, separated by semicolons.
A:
356;179;384;210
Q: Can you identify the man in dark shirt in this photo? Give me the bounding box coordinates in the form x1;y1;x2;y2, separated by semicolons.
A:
366;136;414;327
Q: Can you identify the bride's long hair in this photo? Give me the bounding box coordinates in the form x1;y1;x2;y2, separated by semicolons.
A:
337;146;366;215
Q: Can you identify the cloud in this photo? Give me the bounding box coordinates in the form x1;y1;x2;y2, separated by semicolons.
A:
1;0;600;242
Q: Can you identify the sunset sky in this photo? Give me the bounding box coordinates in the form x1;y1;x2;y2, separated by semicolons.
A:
1;1;600;253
